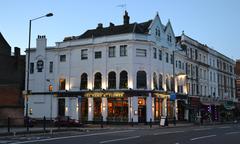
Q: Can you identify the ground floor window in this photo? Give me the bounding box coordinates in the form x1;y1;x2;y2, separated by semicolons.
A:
167;99;174;119
80;97;88;122
154;97;162;121
94;98;102;121
107;98;128;122
58;98;65;116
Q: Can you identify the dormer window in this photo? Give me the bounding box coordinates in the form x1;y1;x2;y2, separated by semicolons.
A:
155;27;160;37
167;34;172;43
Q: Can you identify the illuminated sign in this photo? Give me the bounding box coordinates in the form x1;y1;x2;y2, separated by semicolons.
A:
84;92;124;98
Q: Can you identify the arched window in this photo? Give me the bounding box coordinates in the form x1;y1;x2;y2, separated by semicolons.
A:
153;72;158;90
137;71;147;89
119;71;128;89
166;76;170;91
80;73;88;90
159;74;163;90
108;71;116;89
94;72;102;89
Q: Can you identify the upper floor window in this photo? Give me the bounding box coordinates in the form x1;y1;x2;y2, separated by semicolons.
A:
95;51;102;59
49;61;53;73
159;49;162;60
108;71;116;89
94;72;102;89
153;47;157;59
109;46;116;57
59;79;66;90
136;49;147;57
170;54;173;64
120;45;127;56
195;49;198;60
30;63;34;74
166;52;169;63
80;73;88;90
119;70;128;89
137;71;147;89
159;74;163;90
60;55;66;62
81;49;88;60
178;61;181;68
153;72;158;89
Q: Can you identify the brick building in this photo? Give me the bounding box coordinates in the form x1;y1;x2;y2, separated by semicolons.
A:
0;32;25;122
235;60;240;101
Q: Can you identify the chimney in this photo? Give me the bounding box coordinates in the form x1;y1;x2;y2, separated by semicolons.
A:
36;35;47;50
97;23;103;29
14;47;20;57
123;10;130;25
109;22;115;27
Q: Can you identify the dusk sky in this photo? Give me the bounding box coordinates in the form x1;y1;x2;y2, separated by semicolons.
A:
1;0;239;60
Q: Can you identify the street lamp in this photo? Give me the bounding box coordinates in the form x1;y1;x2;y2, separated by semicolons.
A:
25;13;53;118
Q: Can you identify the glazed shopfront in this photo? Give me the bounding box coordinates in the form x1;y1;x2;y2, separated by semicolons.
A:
56;90;182;123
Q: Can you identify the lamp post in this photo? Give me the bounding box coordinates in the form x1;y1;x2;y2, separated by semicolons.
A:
25;13;53;118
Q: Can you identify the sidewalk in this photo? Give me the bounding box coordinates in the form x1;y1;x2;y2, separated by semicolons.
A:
0;122;194;137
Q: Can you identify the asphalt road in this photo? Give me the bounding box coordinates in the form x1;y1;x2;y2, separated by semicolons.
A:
1;124;240;144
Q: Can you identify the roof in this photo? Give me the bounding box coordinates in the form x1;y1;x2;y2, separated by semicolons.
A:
63;20;152;41
0;32;11;56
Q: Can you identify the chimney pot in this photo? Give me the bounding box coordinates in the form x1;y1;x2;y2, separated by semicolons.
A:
123;10;130;25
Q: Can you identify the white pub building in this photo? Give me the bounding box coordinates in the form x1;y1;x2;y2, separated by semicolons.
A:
25;11;189;123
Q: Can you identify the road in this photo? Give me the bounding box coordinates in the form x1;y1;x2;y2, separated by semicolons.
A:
1;124;240;144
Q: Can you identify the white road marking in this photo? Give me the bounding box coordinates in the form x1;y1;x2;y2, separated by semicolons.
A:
10;130;135;144
190;135;216;141
225;131;240;135
193;128;212;131
153;131;184;135
99;136;140;144
219;126;231;129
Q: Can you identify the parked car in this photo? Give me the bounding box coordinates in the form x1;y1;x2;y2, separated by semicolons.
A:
54;116;81;127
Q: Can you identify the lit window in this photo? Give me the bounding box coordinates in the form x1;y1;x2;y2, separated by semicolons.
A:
49;85;53;91
59;79;66;90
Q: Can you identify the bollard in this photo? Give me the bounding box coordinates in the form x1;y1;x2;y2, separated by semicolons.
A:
43;116;46;132
7;117;10;133
173;116;176;126
150;118;152;128
26;116;29;133
131;118;134;127
58;116;60;129
101;116;103;128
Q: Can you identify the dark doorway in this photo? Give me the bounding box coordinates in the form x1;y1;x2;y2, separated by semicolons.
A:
80;97;88;122
58;98;65;116
138;97;146;123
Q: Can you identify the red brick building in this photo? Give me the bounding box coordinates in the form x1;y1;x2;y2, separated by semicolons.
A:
0;32;25;123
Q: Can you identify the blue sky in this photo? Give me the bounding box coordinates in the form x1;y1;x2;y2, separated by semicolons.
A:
0;0;239;60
